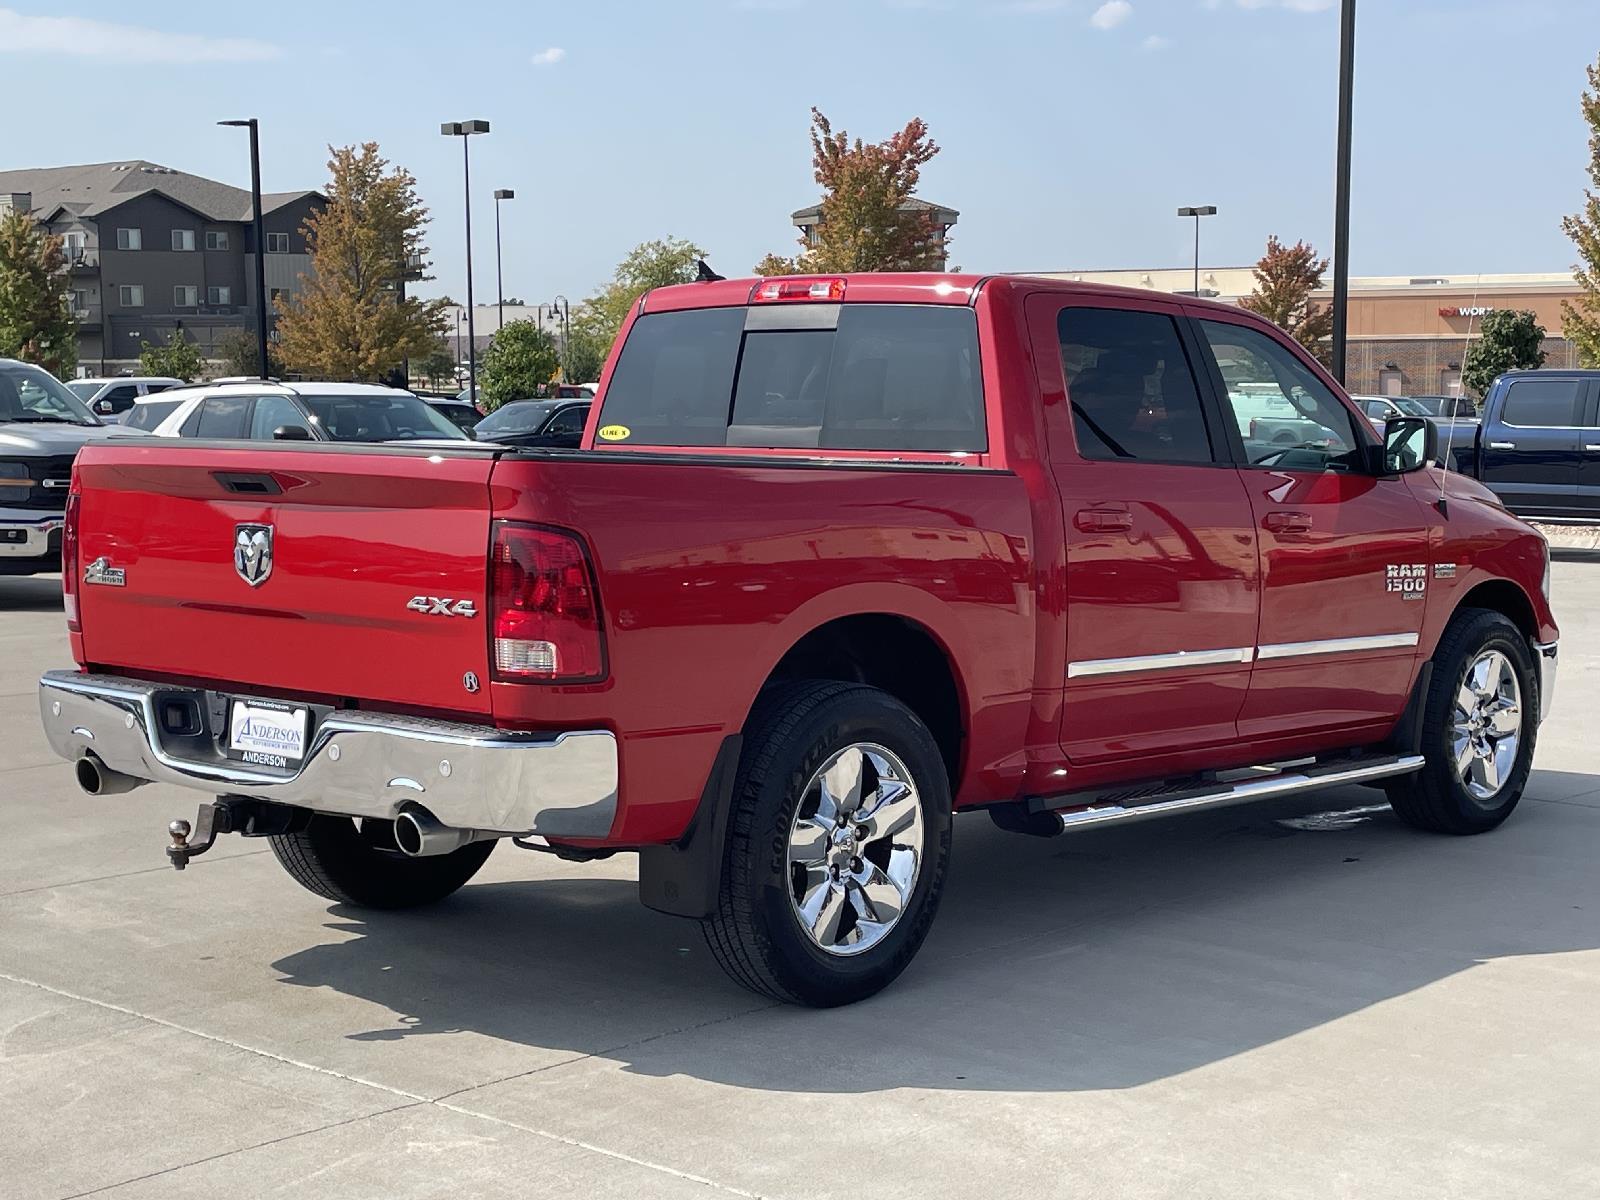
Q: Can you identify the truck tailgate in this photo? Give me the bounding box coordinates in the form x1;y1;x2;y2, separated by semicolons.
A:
73;443;497;715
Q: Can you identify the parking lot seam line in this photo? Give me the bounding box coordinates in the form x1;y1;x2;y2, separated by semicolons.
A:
429;998;781;1104
0;969;430;1103
1528;793;1600;809
53;1106;426;1200
430;1101;775;1199
0;848;270;899
2;969;777;1199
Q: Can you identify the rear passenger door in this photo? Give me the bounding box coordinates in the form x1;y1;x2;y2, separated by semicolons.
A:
1480;376;1583;517
1027;296;1261;766
1579;380;1600;517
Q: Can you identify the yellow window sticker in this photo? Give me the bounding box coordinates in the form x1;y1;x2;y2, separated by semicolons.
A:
598;424;631;442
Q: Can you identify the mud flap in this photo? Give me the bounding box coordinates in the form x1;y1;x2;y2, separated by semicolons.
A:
637;735;742;919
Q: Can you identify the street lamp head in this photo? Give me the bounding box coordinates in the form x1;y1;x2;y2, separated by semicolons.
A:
442;120;490;136
494;189;515;200
218;119;255;129
1177;205;1218;217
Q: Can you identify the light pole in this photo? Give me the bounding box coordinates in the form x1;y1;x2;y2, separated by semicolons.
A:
219;118;270;378
1330;0;1356;384
441;120;490;400
1176;206;1217;298
493;189;513;338
550;295;570;383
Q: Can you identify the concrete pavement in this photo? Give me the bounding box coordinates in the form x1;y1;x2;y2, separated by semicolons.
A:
2;564;1597;1199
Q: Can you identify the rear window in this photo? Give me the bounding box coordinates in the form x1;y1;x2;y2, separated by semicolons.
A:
595;304;986;453
298;393;467;442
123;399;181;430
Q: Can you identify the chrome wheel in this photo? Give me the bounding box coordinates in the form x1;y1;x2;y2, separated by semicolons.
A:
787;743;924;957
1451;649;1522;803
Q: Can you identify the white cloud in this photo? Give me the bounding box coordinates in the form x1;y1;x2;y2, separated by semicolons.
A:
0;7;279;61
1141;33;1172;50
1090;0;1132;29
531;46;566;65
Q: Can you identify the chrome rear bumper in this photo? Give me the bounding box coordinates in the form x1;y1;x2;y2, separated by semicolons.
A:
37;670;618;839
1534;640;1558;725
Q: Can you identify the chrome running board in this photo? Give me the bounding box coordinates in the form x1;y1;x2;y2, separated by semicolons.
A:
1048;754;1424;833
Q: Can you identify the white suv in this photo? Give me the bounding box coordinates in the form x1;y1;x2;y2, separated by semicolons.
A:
139;381;469;443
65;376;186;418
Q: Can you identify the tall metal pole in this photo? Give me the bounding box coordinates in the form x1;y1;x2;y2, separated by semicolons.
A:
1331;0;1356;385
495;199;504;336
220;118;270;378
462;137;478;403
1192;215;1200;298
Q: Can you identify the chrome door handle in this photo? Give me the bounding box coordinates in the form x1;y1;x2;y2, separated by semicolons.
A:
1074;506;1134;533
1488;441;1516;450
1585;444;1600;452
1263;510;1312;535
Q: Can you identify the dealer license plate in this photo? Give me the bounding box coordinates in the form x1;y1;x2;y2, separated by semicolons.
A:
229;701;308;768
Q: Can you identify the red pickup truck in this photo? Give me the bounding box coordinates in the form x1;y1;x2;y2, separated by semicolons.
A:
38;274;1558;1007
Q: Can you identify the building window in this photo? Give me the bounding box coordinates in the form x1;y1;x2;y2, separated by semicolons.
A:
62;231;87;261
171;229;196;251
269;287;287;305
174;285;198;307
69;289;88;315
205;230;229;251
207;286;232;305
116;228;142;251
119;285;144;307
265;232;290;254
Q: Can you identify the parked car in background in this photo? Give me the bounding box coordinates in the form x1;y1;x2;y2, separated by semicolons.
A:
39;275;1558;1006
1223;384;1330;453
1;359;114;576
1355;394;1479;449
1447;369;1600;520
144;381;470;443
65;377;185;419
423;395;484;437
1410;394;1478;419
554;383;596;400
472;398;590;448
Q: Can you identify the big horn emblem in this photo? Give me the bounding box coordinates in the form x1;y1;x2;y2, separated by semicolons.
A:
234;523;274;587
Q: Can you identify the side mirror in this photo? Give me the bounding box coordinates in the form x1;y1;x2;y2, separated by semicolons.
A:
1377;416;1436;474
94;399;113;414
272;424;314;441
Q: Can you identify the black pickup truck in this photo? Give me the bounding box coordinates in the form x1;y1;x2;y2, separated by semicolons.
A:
1445;369;1599;522
1;359;114;576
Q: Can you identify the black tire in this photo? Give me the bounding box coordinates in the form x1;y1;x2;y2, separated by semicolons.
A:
268;815;495;908
702;681;953;1007
1387;608;1538;835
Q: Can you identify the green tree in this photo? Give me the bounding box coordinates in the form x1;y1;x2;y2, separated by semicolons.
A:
479;320;560;410
1562;52;1600;366
753;107;947;275
215;327;282;378
138;329;204;381
1463;309;1547;398
562;322;612;384
577;236;706;344
416;338;457;389
0;209;76;378
1238;235;1335;367
275;143;445;381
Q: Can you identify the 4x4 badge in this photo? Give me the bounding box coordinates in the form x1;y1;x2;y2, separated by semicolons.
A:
234;524;274;587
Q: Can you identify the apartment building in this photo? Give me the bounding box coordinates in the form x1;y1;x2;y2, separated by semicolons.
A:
0;161;322;374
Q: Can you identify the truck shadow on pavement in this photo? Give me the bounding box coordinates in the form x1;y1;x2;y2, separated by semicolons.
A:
0;577;63;612
270;776;1600;1094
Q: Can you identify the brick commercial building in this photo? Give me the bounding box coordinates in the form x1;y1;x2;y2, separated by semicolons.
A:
0;161;322;375
1024;266;1584;396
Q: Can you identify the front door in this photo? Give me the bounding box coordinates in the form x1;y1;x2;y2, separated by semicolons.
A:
1480;375;1584;518
1192;315;1429;738
1029;297;1261;766
1574;379;1600;517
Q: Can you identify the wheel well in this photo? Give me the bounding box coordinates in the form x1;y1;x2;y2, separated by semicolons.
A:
762;615;964;786
1456;580;1537;642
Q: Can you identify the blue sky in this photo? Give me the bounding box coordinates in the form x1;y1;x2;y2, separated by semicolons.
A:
1;1;1595;303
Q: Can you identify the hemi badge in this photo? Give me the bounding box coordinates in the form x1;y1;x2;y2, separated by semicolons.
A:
1434;563;1458;579
84;557;126;587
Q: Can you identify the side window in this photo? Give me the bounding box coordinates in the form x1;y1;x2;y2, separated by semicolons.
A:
1199;320;1361;471
1058;307;1215;464
124;400;180;431
545;405;588;435
188;394;252;439
1500;379;1580;427
249;394;313;440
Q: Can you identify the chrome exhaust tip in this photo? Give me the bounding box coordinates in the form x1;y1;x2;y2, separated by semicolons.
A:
75;753;146;796
393;805;493;857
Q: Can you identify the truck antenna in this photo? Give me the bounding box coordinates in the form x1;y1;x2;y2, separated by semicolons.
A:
1435;272;1484;517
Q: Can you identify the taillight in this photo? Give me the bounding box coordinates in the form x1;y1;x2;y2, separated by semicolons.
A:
62;488;81;633
750;277;847;303
489;523;606;682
